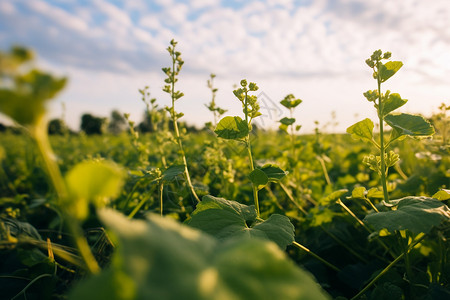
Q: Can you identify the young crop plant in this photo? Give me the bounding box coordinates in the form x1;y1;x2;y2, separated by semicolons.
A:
347;49;434;202
279;94;302;158
162;39;200;203
0;46;126;275
205;73;227;128
214;79;288;217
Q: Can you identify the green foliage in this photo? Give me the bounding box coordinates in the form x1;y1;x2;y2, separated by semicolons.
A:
364;196;450;234
346;118;374;143
65;160;126;220
385;113;435;139
348;50;435;203
70;209;329;300
186;196;295;249
214;116;249;139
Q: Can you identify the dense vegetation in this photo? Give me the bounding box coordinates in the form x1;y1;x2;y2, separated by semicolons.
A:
0;43;449;300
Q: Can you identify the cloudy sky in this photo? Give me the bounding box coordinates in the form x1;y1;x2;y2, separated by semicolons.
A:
1;0;449;133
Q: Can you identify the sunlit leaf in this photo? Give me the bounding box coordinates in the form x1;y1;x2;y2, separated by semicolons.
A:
433;189;450;201
381;93;407;116
0;70;67;126
347;118;374;142
186;195;295;249
214;116;249;140
70;209;330;300
65;160;125;220
379;61;403;82
364;196;450;234
385;113;435;139
319;189;349;205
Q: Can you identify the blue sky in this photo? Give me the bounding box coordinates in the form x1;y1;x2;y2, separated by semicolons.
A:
0;0;449;133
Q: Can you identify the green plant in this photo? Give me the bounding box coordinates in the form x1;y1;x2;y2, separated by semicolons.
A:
279;93;302;158
347;49;435;202
162;40;200;203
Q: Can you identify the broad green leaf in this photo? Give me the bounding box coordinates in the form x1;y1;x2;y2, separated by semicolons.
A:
346;118;374;142
280;96;302;108
186;195;295;249
379;61;403;82
161;164;185;182
214;116;249;140
70;209;330;300
385;113;435;139
351;187;367;199
248;168;269;190
381;93;407;116
367;188;384;199
433;189;450;201
319;189;348;205
259;164;288;182
0;70;67;126
65;160;125;220
279;117;295;126
364;196;450;234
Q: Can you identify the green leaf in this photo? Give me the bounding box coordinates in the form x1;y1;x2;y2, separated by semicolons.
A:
186;195;295;249
385;113;435;139
367;188;384;199
259;164;288;182
279;117;295;126
214;116;249;140
161;164;185;182
379;61;403;82
65;160;125;220
381;93;407;116
364;196;450;234
351;187;367;199
433;189;450;201
319;189;348;205
0;70;67;126
70;209;330;300
248;168;269;190
347;118;374;142
280;97;302;109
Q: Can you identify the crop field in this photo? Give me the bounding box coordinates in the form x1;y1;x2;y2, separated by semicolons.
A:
0;43;449;300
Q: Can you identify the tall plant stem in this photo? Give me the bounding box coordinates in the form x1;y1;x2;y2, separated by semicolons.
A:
32;118;100;274
376;70;389;202
170;57;200;203
351;234;426;300
247;138;260;217
292;241;340;272
159;182;164;216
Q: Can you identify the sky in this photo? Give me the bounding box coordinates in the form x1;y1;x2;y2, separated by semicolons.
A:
0;0;449;133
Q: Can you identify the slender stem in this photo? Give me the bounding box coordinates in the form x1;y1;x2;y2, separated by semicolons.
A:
169;50;200;203
290;108;296;158
247;138;260;217
159;182;164;216
292;241;340;272
317;155;332;186
338;199;394;257
376;66;389;202
364;198;379;213
351;234;426;300
279;182;308;215
31;119;99;274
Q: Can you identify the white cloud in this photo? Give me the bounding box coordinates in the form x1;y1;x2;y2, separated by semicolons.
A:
1;0;449;132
